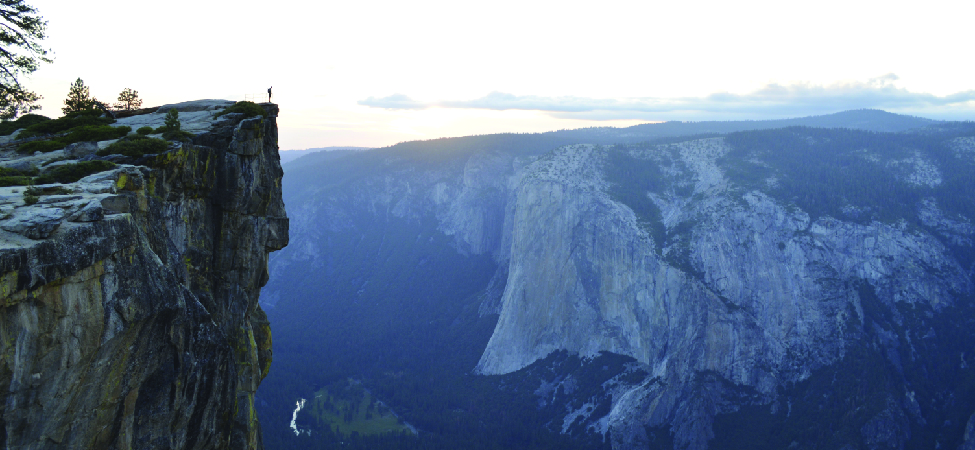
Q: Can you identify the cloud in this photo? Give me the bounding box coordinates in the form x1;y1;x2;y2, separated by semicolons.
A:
358;74;975;120
358;93;429;110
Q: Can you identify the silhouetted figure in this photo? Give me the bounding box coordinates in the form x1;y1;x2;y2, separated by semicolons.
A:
268;86;272;103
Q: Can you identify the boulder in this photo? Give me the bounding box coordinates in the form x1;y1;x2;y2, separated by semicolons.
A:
2;160;36;172
65;141;99;158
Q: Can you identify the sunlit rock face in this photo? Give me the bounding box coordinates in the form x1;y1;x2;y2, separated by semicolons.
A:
0;101;288;449
472;137;975;449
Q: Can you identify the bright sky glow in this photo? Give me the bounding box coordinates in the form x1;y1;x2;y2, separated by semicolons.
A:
24;0;975;150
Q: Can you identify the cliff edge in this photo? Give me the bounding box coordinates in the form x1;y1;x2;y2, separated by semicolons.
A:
0;101;288;449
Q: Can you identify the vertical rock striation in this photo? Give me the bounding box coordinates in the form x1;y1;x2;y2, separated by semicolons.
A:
475;138;974;449
0;102;288;449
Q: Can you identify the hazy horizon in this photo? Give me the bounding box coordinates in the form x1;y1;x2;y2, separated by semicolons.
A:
23;0;975;149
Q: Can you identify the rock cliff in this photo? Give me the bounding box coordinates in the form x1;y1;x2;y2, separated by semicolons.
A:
475;133;975;449
0;101;288;449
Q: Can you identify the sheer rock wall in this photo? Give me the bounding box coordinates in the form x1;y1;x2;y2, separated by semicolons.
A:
0;102;288;449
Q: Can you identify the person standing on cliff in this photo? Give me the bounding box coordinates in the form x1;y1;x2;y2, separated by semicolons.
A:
267;86;272;103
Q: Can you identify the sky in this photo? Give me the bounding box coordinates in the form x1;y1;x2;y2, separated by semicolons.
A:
22;0;975;150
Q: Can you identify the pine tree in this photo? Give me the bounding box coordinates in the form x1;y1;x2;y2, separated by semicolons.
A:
163;108;180;131
115;87;142;111
62;78;95;114
0;0;52;119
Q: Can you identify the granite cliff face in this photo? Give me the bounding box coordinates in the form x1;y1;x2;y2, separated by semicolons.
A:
477;137;975;449
0;101;288;449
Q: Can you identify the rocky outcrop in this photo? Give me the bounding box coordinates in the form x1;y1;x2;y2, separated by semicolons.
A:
961;412;975;450
0;101;288;449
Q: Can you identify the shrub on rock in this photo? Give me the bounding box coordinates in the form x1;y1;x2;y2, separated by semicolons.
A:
215;101;264;119
16;110;113;139
33;160;117;184
0;114;51;136
98;135;170;158
0;165;33;186
18;139;64;154
61;125;130;144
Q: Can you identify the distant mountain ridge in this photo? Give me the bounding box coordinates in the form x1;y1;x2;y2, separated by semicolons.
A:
279;146;371;165
630;108;939;133
544;109;941;144
290;110;941;163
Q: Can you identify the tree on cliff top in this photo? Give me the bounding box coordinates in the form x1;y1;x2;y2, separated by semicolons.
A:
115;87;142;111
63;77;97;114
0;0;51;119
